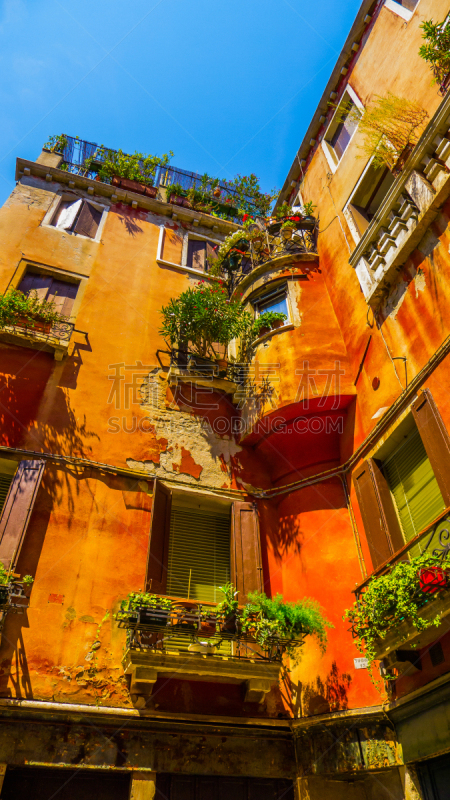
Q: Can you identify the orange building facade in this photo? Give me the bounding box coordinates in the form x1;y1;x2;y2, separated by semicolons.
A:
0;0;450;798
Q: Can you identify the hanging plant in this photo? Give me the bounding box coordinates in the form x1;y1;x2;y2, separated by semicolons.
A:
344;550;450;676
419;18;450;89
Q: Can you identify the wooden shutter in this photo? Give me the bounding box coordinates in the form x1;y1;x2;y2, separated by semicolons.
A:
17;273;53;300
411;389;450;506
205;241;218;273
231;501;263;603
47;279;78;318
0;460;45;570
187;240;206;270
73;201;102;238
353;459;404;568
145;480;171;594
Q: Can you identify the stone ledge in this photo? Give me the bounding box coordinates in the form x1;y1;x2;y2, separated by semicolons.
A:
167;365;238;395
123;648;281;705
0;327;70;360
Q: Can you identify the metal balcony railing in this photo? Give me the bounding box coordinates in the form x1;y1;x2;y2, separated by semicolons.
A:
3;319;75;344
57;135;257;219
117;596;304;664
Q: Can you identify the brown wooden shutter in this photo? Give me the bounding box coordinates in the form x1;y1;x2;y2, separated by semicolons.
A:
411;389;450;506
231;501;263;603
353;459;404;568
187;240;206;270
73;201;102;238
0;460;45;570
145;480;172;594
17;273;53;300
47;279;78;318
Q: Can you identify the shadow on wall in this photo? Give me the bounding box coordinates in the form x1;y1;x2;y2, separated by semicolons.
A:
0;346;54;448
300;661;352;716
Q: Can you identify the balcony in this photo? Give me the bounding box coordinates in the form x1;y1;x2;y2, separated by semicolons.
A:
0;319;75;360
352;508;450;673
118;597;297;704
349;92;450;306
0;580;30;643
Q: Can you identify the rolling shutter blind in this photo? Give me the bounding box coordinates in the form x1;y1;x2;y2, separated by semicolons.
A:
166;505;231;602
0;474;13;516
383;427;445;543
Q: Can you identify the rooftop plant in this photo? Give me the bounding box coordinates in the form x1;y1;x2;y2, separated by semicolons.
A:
43;134;68;154
159;280;252;361
419;18;450;88
333;93;428;171
0;289;68;329
344;550;450;679
97;148;174;186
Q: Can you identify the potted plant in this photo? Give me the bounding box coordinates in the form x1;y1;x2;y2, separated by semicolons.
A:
0;565;33;606
281;220;296;240
252;314;272;338
0;289;68;335
167;181;192;207
171;601;199;633
43;134;68;154
200;608;218;636
216;583;239;634
117;592;172;627
98;148;173;196
301;202;317;224
241;590;332;663
160;281;252;364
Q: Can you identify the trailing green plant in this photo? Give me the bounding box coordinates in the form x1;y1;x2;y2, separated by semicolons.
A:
216;583;239;618
419;17;450;87
159;280;252;360
98;148;173;186
333;93;428;171
252;311;287;336
0;289;68;329
344;550;450;676
242;591;333;663
116;591;172;621
43;134;68;153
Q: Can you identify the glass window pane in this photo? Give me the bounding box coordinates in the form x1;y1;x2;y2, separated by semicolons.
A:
259;294;288;317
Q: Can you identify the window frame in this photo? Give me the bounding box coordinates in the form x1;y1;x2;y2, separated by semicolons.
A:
42;193;109;243
384;0;420;23
322;85;364;174
343;156;396;244
9;259;87;325
156;225;222;277
253;282;292;323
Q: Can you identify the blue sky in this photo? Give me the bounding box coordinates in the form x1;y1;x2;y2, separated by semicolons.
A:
0;0;362;205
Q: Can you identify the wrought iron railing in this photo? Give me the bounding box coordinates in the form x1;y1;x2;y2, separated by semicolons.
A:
0;582;30;637
56;136;257;218
3;320;75;344
169;349;233;381
355;509;450;597
117;598;303;664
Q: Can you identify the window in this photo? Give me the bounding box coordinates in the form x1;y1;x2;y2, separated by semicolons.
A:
17;271;78;319
322;86;363;172
167;502;231;602
382;427;445;544
186;238;218;272
51;198;103;239
254;285;289;320
146;483;263;603
385;0;419;22
345;163;396;239
353;390;450;570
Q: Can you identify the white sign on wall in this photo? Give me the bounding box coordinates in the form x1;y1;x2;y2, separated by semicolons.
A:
354;657;369;670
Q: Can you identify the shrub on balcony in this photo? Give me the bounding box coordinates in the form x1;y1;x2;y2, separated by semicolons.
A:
43;134;68;153
159;281;252;361
419;18;450;88
0;289;67;330
344;551;450;673
97;148;173;187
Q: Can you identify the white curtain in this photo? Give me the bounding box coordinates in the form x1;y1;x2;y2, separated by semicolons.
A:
56;198;82;230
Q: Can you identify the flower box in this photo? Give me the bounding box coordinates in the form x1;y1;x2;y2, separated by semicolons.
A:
15;316;52;334
169;193;192;208
111;176;157;198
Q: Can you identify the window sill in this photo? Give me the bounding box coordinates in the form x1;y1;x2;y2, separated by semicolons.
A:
156;258;214;280
254;323;294;346
384;0;414;22
40;223;101;244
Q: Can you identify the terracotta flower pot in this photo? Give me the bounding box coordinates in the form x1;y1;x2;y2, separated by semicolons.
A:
258;325;271;337
111;176;157;197
220;614;237;634
169;194;192;208
16;316;52;334
216;358;228;372
200;615;218;636
271;319;284;330
213;187;222;198
281;227;293;240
